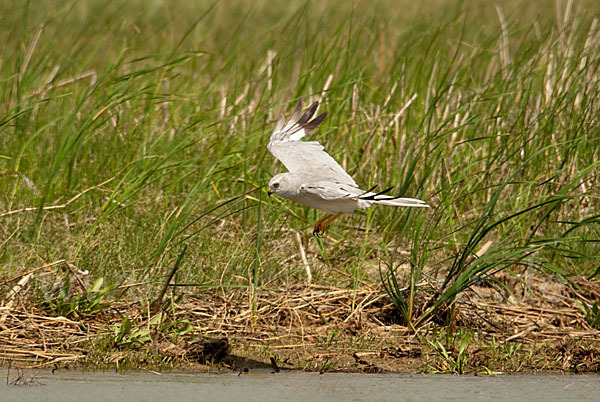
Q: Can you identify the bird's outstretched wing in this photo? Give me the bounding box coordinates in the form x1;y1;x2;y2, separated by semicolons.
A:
300;182;429;207
267;98;357;186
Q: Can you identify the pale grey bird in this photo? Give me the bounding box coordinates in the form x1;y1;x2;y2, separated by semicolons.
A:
267;98;428;236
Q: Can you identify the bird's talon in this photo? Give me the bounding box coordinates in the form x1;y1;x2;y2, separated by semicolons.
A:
313;221;325;237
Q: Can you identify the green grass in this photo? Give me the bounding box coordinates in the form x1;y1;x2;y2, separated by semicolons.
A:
1;0;599;317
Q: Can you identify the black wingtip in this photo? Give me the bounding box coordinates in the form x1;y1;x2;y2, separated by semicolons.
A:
359;185;378;196
303;112;327;131
359;186;394;200
297;101;319;125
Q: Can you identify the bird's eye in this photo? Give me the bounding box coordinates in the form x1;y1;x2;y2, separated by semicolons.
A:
273;182;280;188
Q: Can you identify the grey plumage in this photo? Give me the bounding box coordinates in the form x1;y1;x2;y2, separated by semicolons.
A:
267;98;428;234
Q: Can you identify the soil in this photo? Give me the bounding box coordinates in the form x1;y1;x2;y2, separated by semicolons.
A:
1;270;599;374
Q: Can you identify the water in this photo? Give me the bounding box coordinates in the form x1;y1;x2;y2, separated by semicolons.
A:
1;369;598;402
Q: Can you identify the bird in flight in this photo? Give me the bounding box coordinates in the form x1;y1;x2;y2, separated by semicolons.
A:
267;98;428;236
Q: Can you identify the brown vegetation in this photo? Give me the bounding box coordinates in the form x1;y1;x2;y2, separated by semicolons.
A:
1;267;599;374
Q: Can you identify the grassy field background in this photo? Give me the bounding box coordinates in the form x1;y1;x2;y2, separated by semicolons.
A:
1;0;599;335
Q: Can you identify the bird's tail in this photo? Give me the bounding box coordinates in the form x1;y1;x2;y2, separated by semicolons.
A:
370;197;429;207
358;187;429;208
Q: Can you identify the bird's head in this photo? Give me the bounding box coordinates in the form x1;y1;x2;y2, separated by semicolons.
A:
267;173;297;198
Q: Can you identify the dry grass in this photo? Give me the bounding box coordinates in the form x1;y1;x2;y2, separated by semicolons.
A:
1;266;599;373
1;0;600;374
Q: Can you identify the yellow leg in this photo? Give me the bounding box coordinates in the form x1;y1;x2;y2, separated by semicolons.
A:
313;212;342;236
313;214;331;237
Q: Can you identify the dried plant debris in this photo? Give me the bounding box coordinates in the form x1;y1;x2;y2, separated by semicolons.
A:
1;270;599;373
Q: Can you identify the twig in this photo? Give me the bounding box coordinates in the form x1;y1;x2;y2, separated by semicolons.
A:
0;177;114;218
0;273;33;326
504;324;537;343
3;274;33;304
20;25;44;81
294;231;312;284
0;220;21;250
0;260;66;287
31;70;97;96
